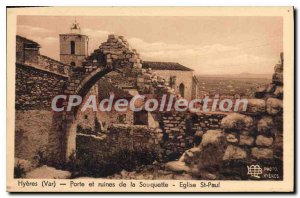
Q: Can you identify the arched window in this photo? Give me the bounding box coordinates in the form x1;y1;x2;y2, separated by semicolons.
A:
70;41;75;54
179;83;185;98
70;62;75;66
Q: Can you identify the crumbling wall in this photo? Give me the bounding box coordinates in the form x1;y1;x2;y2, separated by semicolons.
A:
15;63;68;163
152;70;194;100
76;124;163;175
81;34;177;97
176;53;284;180
159;111;227;160
15;63;68;110
77;124;163;154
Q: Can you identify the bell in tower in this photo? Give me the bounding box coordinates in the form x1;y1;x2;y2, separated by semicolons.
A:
70;17;81;34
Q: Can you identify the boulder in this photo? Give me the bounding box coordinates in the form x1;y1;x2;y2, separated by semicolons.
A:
181;147;201;164
221;113;254;131
266;83;276;93
195;130;204;137
274;86;283;99
165;161;191;173
239;135;254;146
274;63;283;73
25;165;71;179
226;134;238;143
272;72;283;85
194;129;228;171
223;145;247;161
201;172;217;180
179;147;201;162
251;147;273;159
246;99;266;114
257;116;274;134
256;135;274;147
266;98;283;115
275;135;283;149
200;130;224;147
255;86;267;98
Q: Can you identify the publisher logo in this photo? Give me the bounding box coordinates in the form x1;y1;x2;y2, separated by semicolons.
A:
247;165;263;178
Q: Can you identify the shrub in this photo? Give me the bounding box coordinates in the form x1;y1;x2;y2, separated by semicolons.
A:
72;147;158;178
33;149;48;167
14;162;26;178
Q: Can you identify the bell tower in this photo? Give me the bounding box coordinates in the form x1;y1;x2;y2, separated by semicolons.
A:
59;18;89;67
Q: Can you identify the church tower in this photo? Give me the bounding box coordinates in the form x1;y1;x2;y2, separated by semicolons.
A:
59;18;89;67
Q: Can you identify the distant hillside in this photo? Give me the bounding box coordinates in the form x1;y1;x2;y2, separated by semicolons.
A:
197;73;272;79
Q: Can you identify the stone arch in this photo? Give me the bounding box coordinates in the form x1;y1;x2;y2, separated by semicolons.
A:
59;34;172;161
61;67;113;160
60;34;143;160
179;83;185;98
73;67;112;115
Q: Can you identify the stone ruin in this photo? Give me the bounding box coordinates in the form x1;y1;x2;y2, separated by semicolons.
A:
166;53;284;180
81;34;177;97
15;33;284;180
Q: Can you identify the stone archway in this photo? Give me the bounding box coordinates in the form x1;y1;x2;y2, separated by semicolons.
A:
60;34;144;160
61;68;112;160
58;34;174;161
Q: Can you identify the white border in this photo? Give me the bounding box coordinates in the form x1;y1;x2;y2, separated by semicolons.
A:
1;0;299;197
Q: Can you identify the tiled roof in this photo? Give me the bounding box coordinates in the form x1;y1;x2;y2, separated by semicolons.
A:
142;61;193;71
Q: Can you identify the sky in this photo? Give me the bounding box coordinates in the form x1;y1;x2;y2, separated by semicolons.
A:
17;16;283;75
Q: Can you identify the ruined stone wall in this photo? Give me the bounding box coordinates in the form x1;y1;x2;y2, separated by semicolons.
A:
159;111;227;160
37;55;70;75
16;63;68;110
220;54;283;177
81;34;176;97
15;63;68;163
177;54;284;180
152;70;194;100
76;109;134;133
76;124;163;163
75;83;134;133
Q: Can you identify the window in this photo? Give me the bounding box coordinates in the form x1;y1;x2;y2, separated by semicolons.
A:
84;115;88;119
179;83;185;98
169;76;176;88
70;62;75;66
70;41;75;54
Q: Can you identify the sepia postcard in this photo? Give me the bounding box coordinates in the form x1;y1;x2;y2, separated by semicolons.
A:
6;7;294;192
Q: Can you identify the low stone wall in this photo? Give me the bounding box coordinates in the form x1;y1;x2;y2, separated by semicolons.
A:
76;124;163;163
159;111;227;160
175;53;284;180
